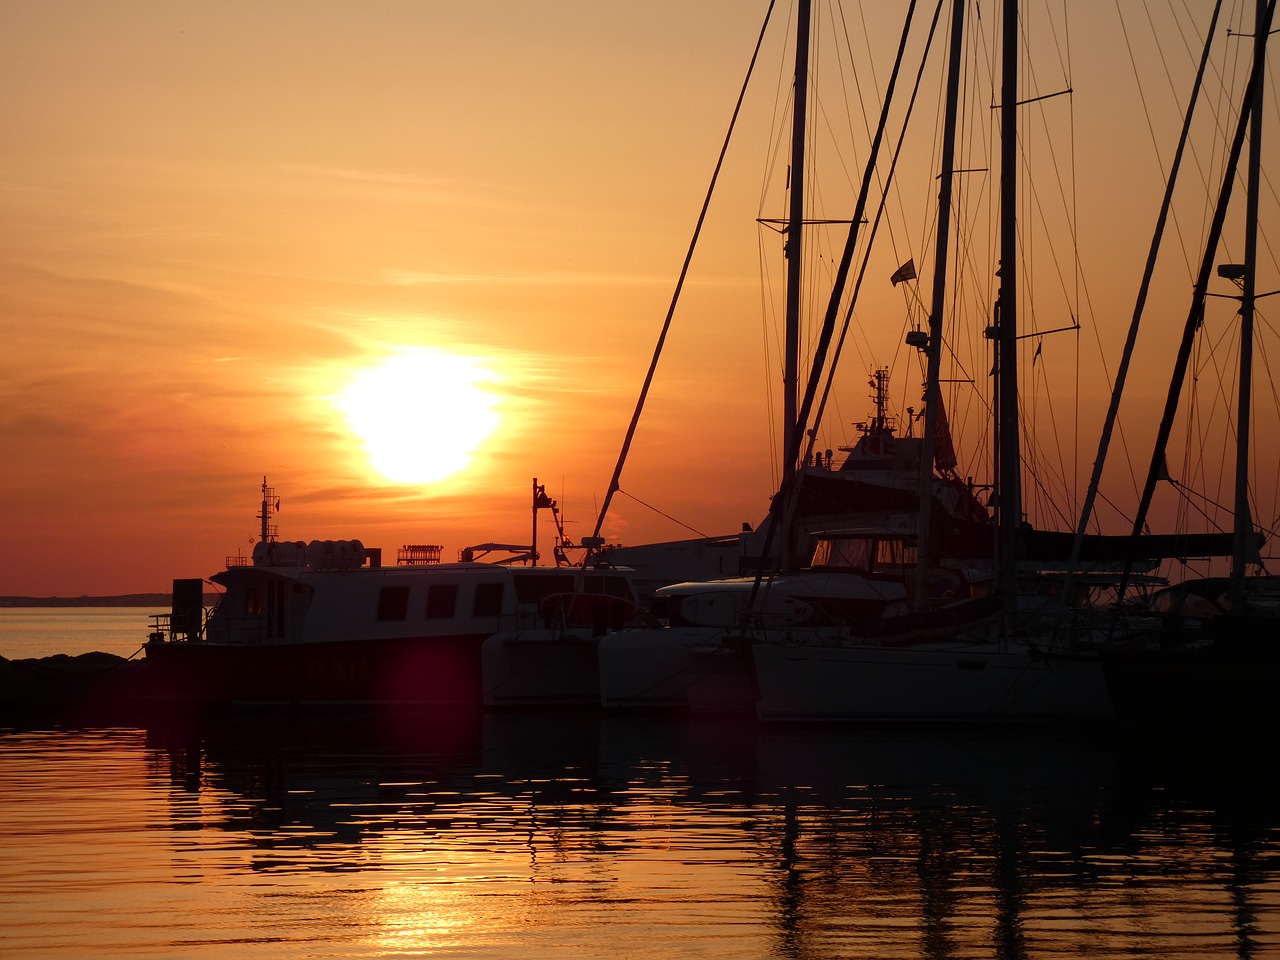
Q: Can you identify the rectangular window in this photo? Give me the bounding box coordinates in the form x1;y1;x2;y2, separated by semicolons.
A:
472;582;505;617
376;585;410;621
424;583;458;619
583;574;633;599
512;573;575;604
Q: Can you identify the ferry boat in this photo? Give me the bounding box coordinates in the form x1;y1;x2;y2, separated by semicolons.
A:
144;480;638;707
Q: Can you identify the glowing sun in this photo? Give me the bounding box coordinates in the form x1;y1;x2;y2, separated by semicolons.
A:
335;348;501;485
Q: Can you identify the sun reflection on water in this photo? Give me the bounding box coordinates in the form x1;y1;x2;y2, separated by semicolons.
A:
2;719;1278;959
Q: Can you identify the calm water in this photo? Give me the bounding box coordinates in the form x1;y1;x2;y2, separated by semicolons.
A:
2;613;1278;959
0;607;158;660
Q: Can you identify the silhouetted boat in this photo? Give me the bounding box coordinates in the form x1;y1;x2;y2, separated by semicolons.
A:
596;0;1139;723
1084;0;1278;729
144;479;639;707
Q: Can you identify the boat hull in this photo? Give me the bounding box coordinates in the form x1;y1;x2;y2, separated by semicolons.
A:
481;628;601;708
1099;621;1280;727
143;633;489;707
752;641;1112;723
597;627;755;714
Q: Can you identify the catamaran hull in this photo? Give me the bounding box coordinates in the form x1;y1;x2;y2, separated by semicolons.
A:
752;642;1113;722
597;627;755;714
481;629;601;708
143;633;490;707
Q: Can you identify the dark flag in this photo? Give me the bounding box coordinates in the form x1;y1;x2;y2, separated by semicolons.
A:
890;259;916;285
934;394;958;472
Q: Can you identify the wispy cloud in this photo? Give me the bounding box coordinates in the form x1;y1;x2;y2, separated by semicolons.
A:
277;163;537;212
383;268;678;287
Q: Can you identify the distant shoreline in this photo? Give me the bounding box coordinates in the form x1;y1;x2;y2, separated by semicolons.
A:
0;595;217;608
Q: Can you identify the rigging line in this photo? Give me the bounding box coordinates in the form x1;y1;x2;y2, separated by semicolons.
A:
589;0;778;546
755;4;794;436
1188;310;1246;525
1093;485;1138;533
818;8;871;442
759;234;781;490
759;3;795;218
613;488;711;539
1116;0;1198;280
1125;0;1278;587
1167;476;1234;532
1064;0;1081;523
850;2;920;332
1176;336;1201;528
909;0;970;608
1024;350;1076;525
804;0;926;442
835;3;896;375
746;0;931;608
1012;80;1079;339
807;0;948;459
1018;385;1075;529
1068;0;1224;578
799;0;934;462
1256;315;1280;511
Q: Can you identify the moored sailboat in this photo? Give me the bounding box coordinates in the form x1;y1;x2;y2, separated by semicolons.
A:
1090;0;1279;728
602;0;1222;724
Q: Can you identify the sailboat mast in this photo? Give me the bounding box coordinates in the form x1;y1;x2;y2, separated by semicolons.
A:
782;0;812;487
1230;0;1268;608
914;0;967;610
996;0;1022;609
1066;3;1222;589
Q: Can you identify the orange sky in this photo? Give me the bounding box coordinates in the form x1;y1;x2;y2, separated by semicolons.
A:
2;0;1275;596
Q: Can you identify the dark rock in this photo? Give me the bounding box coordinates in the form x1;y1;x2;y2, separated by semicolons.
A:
0;652;151;724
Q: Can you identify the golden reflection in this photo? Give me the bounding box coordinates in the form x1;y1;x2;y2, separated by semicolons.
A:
333;347;502;485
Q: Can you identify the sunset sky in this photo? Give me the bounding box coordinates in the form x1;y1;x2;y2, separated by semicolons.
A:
2;0;1275;596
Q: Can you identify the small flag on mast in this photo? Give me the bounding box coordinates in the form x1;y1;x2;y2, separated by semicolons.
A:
934;394;958;472
890;259;916;285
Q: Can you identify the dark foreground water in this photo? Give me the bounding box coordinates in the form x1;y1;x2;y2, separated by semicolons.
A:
2;710;1277;960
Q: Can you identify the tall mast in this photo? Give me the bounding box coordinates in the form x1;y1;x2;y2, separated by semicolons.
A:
996;0;1022;611
1066;3;1222;591
782;0;812;487
913;0;967;610
1230;0;1268;608
1118;0;1272;601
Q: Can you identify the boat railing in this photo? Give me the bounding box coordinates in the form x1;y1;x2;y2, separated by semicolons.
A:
147;614;170;643
147;608;209;644
204;613;270;645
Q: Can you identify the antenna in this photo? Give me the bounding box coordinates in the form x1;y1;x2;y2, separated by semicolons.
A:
257;476;279;543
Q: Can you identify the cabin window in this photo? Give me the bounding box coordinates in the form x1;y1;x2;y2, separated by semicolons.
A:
811;537;916;573
424;584;458;619
513;573;575;604
813;538;875;571
376;585;411;621
472;582;505;617
583;574;633;599
875;539;917;568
